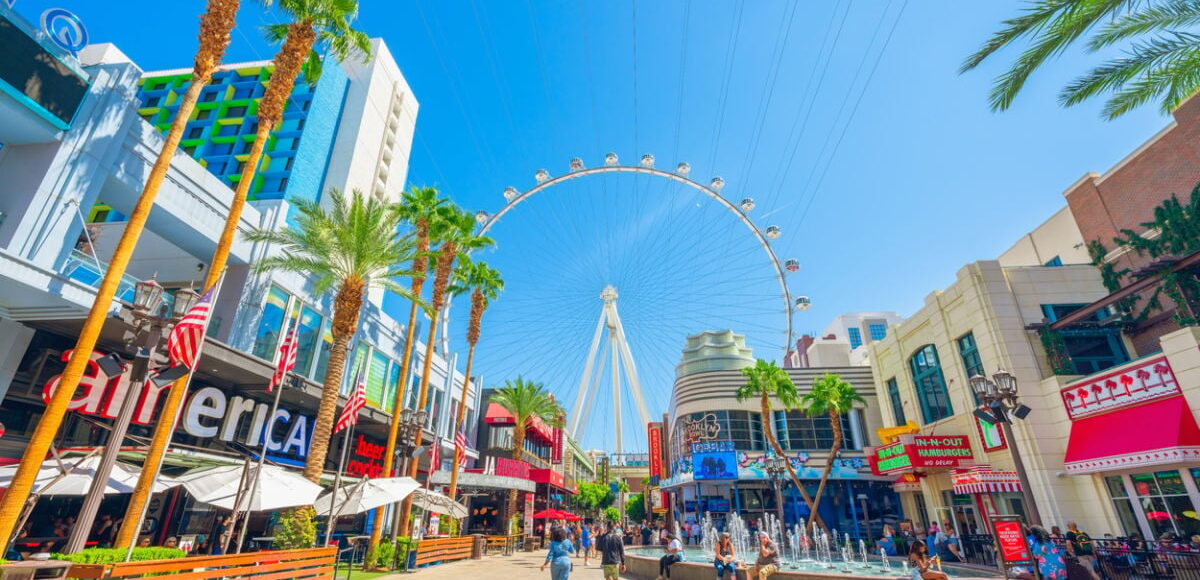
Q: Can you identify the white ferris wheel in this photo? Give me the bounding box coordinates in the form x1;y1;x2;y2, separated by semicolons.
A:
459;153;808;453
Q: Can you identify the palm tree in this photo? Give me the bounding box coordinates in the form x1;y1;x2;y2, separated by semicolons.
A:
398;208;493;532
3;0;243;550
246;190;420;485
446;260;504;501
800;373;865;523
489;378;564;522
963;1;1200;119
735;359;825;532
369;186;449;557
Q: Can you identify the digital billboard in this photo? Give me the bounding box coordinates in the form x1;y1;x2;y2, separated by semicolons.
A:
0;14;89;128
692;450;737;480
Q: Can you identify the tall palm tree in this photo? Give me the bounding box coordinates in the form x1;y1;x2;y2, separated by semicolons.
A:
735;359;825;532
246;189;420;485
800;373;865;522
446;260;504;501
2;0;243;550
963;0;1200;119
369;186;449;557
489;378;564;522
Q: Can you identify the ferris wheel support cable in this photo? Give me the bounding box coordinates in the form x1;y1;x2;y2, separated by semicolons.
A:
571;308;609;436
737;1;800;194
609;300;650;426
575;337;609;441
610;335;622;454
706;0;746;173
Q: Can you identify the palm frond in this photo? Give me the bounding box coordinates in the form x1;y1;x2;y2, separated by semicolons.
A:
1060;31;1200;110
1090;0;1200;49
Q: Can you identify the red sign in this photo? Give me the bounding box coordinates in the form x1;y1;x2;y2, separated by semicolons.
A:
494;457;531;479
992;516;1033;566
551;426;563;465
345;434;385;478
1059;355;1180;419
647;422;663;479
869;435;973;475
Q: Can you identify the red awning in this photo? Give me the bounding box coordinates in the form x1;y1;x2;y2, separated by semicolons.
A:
484;403;554;443
1064;396;1200;474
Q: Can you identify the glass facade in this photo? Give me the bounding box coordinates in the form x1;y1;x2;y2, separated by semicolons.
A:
886;378;906;425
868;323;887;341
252;285;290;360
773;410;858;451
1105;470;1200;539
909;345;953;424
848;328;863;350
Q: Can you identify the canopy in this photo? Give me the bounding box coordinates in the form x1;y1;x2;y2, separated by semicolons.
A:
410;488;469;518
531;509;579;521
313;477;420;517
0;455;176;496
177;463;323;512
1063;396;1200;474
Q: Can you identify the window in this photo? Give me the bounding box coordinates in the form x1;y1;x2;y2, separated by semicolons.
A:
251;285;290;360
293;305;322;379
726;411;764;451
367;350;390;408
277;177;289;192
285;157;294;171
312;319;333;380
233;86;254;99
1041;304;1129;374
217;124;238;137
957;332;984;403
1104;476;1141;536
226;106;248;117
196;109;212;120
773;410;855;450
886;378;906;425
144;96;161;107
182;146;197;157
208;142;233;155
201;90;218;103
848;328;863;350
1044;256;1063;267
186;127;204;139
1128;471;1199;538
909;345;954;423
868;323;887;341
676;411;763;452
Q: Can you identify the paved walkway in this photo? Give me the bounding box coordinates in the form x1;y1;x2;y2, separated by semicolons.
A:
379;550;609;580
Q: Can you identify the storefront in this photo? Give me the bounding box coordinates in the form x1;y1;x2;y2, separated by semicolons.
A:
1060;355;1200;540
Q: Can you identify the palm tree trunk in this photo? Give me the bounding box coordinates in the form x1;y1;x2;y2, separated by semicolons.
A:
103;0;242;549
808;410;842;522
761;393;826;533
369;223;428;558
305;279;365;482
507;425;527;523
447;291;484;502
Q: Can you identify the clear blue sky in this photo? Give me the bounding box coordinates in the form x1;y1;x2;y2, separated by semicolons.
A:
19;0;1175;450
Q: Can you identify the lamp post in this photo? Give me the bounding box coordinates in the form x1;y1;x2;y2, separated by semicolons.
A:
390;409;428;542
762;454;789;525
65;279;199;553
968;369;1041;526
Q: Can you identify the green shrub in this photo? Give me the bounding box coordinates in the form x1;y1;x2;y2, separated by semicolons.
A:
52;547;187;564
275;506;317;549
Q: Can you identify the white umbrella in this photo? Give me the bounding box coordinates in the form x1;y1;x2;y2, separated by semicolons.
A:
313;477;421;517
177;463;323;512
0;455;176;495
410;488;469;519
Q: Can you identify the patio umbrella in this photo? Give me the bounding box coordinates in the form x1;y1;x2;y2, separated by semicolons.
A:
531;509;560;519
0;455;176;495
312;477;421;516
177;463;323;512
410;488;469;518
561;512;582;521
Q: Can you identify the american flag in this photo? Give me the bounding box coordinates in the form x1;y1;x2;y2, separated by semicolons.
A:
269;317;300;391
334;363;367;434
429;437;439;472
167;286;216;370
454;430;468;466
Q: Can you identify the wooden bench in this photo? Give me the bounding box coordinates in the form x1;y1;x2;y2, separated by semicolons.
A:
66;547;335;580
484;534;518;555
412;537;475;567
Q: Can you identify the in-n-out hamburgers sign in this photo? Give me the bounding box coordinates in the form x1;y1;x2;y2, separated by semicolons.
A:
43;350;313;458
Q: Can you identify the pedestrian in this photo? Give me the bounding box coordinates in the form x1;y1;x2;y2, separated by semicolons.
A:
690;520;702;546
1050;526;1064;539
1064;521;1100;580
541;526;576;580
1013;525;1066;580
657;533;684;580
597;524;626;580
749;531;780;580
879;524;897;556
933;523;961;563
714;532;737;580
642;523;653;546
581;523;592;565
908;540;948;580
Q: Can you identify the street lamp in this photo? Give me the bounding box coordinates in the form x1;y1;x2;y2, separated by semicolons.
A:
969;370;1040;525
391;408;429;543
762;454;789;525
66;278;198;553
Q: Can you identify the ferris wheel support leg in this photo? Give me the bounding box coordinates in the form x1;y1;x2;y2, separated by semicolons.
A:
575;340;608;440
570;309;608;437
610;335;622;455
611;311;651;427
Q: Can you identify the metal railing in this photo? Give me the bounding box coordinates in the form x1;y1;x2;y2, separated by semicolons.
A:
957;535;1200;580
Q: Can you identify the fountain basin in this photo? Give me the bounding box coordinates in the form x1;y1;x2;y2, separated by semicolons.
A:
622;548;1002;580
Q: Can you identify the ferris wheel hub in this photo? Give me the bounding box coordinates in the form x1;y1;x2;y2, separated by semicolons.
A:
600;285;619;302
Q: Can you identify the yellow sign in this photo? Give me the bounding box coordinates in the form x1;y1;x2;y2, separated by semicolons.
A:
876;421;920;444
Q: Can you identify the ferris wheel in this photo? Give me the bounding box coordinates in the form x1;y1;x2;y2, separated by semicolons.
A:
457;153;807;453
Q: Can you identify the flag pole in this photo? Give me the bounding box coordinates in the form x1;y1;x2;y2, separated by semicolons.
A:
324;419;356;546
123;270;227;562
235;297;298;554
224;456;253;554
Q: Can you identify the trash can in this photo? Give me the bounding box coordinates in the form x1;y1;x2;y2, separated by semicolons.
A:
471;534;485;559
0;560;72;580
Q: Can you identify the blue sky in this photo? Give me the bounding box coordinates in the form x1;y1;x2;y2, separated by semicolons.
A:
19;0;1177;450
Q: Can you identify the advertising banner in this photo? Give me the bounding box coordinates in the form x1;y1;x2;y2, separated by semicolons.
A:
869;435;973;475
551;426;563;464
523;492;535;536
692;450;738;480
992;515;1033;567
648;422;663;478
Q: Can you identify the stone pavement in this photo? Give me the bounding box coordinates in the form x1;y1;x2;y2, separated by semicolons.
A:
379;549;610;580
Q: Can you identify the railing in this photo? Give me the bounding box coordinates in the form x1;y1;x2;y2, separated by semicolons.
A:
411;536;475;568
962;536;1200;580
62;249;141;304
65;547;335;579
485;534;519;556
